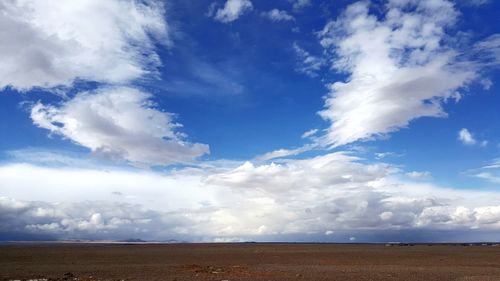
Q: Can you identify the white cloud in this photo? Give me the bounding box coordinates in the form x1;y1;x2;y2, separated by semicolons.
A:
0;163;216;240
458;128;487;146
475;172;500;184
302;129;319;139
480;78;493;90
261;9;295;22
0;162;213;211
255;148;301;161
317;0;476;147
405;171;432;180
0;0;202;168
212;0;253;23
208;152;392;192
31;87;209;166
470;160;500;184
462;0;491;6
474;34;500;67
458;128;476;145
0;0;168;91
163;58;246;97
0;196;189;240
290;0;312;10
293;42;325;77
207;155;500;233
374;152;403;160
5;149;104;168
2;153;500;241
479;159;500;170
255;144;315;161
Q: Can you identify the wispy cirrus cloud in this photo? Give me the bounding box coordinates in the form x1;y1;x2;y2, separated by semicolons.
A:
462;0;491;6
474;34;500;67
160;57;246;98
293;42;325;77
255;144;316;161
467;159;500;185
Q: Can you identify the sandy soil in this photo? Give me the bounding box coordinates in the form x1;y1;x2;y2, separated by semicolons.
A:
1;243;500;281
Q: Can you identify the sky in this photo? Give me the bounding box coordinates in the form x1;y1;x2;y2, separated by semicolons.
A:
1;0;500;243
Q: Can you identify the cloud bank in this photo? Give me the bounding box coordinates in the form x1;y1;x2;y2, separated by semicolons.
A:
2;153;500;241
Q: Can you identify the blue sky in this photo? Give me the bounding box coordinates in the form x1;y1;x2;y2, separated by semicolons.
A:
1;0;500;242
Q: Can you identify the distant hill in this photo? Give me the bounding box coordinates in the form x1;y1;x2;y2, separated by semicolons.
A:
119;238;147;243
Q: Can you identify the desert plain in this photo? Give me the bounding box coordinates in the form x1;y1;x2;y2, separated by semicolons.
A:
1;243;500;281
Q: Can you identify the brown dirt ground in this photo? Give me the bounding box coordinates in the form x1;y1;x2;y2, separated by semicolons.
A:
0;243;499;281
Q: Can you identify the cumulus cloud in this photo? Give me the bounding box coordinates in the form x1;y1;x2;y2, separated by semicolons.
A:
211;0;253;23
0;0;168;91
317;0;476;147
293;42;325;77
261;9;295;22
207;155;500;233
209;152;392;192
0;196;190;241
458;128;477;145
1;153;500;241
31;87;209;166
458;128;487;146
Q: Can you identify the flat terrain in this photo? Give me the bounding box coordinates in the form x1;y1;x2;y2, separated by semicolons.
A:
1;243;500;281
